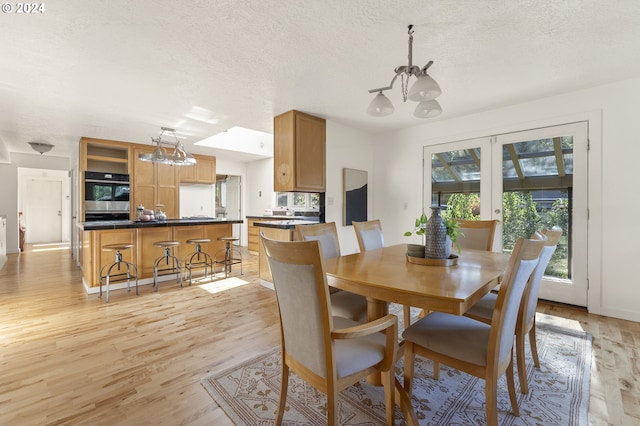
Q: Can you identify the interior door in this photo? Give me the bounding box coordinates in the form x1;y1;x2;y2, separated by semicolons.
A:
491;122;588;306
24;178;62;243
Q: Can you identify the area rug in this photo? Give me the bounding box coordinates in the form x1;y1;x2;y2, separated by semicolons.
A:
201;322;591;425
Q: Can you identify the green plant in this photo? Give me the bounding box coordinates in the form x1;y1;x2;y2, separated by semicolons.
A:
404;213;428;238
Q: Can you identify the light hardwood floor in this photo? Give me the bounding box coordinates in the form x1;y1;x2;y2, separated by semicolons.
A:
0;244;638;425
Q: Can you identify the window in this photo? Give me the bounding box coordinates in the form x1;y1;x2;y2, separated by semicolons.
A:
276;192;320;210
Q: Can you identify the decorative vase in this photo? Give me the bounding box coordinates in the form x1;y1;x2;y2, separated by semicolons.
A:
424;206;448;259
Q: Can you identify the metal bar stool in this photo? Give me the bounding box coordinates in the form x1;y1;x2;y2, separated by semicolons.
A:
213;236;242;278
184;238;213;285
99;243;138;303
153;241;182;291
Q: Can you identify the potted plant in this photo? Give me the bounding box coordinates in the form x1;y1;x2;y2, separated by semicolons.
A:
404;212;463;257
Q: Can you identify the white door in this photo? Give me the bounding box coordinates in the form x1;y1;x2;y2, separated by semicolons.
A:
24;178;63;243
424;121;589;307
225;176;242;245
491;122;588;306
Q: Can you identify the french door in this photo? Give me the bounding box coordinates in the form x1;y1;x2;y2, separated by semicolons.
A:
424;122;588;307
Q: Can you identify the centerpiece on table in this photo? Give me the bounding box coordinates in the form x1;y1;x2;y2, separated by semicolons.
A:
404;206;462;263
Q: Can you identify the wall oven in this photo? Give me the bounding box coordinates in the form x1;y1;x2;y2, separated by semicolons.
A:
84;171;130;221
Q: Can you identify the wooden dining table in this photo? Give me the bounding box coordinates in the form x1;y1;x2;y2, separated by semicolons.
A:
323;243;510;320
322;243;511;426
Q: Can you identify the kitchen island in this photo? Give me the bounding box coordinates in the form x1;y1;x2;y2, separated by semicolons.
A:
254;219;318;288
78;218;243;292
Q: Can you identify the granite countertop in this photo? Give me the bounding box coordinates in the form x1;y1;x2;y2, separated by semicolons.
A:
79;218;243;231
246;215;319;221
253;220;319;230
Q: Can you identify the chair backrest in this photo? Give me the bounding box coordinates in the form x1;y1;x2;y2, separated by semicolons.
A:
352;219;385;251
261;234;334;379
455;219;499;251
520;226;563;327
488;237;544;368
295;222;341;259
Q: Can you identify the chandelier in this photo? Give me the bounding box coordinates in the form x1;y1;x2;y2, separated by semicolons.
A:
367;25;442;119
138;127;196;165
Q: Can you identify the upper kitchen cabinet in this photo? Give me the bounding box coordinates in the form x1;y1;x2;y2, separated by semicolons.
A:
273;110;326;192
80;137;131;175
179;154;216;184
133;146;180;219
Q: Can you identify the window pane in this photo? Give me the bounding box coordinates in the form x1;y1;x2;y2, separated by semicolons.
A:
277;193;288;207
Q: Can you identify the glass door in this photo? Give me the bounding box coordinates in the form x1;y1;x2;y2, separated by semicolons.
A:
492;122;588;306
424;121;588;307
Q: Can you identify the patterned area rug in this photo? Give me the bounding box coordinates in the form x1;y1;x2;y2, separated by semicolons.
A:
202;321;591;425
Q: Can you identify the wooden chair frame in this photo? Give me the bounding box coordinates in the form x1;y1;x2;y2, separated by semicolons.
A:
403;237;544;425
455;219;499;251
465;227;563;393
262;235;398;425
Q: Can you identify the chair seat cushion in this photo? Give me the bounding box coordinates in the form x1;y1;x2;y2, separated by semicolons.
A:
330;290;368;323
465;292;498;321
333;316;387;378
402;312;491;366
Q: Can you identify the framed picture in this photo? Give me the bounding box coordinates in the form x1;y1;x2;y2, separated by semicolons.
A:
343;168;368;226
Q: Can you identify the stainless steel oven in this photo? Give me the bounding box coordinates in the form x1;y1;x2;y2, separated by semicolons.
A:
84;171;130;221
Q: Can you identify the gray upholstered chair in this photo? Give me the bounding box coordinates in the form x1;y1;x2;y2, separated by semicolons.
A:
402;237;544;425
353;219;413;328
296;222;368;322
464;226;563;393
261;234;398;425
455;219;499;251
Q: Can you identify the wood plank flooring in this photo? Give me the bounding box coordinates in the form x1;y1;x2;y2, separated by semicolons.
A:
0;244;638;425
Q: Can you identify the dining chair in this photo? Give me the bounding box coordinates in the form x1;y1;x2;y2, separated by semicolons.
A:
402;237;544;425
296;222;368;322
353;219;412;328
454;219;499;251
464;226;563;394
261;234;398;425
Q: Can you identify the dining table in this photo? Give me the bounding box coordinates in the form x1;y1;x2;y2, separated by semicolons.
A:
322;243;511;426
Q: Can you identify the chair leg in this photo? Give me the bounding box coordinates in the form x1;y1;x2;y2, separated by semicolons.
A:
327;386;338;426
529;320;541;368
485;373;498;426
433;361;440;380
403;341;415;397
507;354;520;417
275;363;289;425
516;328;529;394
382;368;394;425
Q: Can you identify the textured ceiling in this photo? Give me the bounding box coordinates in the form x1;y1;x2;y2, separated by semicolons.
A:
1;0;640;162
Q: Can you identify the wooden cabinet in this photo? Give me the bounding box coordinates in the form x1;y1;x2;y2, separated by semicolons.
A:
79;138;132;221
258;226;295;285
179;155;216;184
133;147;180;219
273;110;326;192
247;218;271;254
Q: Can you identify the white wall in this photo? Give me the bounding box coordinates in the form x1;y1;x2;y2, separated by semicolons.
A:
215;157;248;246
372;77;640;322
325;120;375;254
0;153;72;254
246;157;275;216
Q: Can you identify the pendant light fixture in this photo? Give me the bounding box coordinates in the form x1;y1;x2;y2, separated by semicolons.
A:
138;127;196;166
367;25;442;119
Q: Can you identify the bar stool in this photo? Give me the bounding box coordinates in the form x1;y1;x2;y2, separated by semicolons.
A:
99;243;138;303
213;236;242;278
153;240;182;291
184;238;213;285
